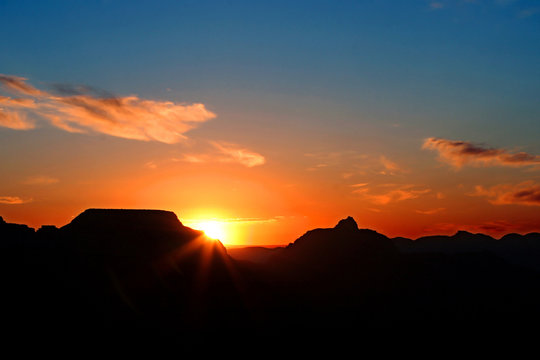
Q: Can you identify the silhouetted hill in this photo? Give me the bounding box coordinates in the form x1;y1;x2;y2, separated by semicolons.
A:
231;217;540;333
414;230;496;251
2;210;540;345
392;229;540;272
226;246;284;264
0;209;246;344
61;208;206;258
273;216;397;269
0;215;35;244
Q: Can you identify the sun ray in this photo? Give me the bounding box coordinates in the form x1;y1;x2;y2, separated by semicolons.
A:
190;220;227;242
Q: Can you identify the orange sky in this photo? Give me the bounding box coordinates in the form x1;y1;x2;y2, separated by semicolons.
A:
1;111;540;246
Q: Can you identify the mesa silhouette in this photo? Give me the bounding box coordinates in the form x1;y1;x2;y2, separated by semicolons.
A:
1;209;540;344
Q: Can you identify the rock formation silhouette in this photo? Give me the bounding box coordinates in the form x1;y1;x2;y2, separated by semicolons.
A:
1;210;540;345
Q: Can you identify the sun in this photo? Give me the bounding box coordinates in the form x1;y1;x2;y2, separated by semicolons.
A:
194;220;226;241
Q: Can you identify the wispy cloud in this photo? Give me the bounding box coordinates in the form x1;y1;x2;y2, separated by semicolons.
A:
306;163;329;171
144;161;158;169
0;74;46;96
0;74;216;144
416;207;445;215
176;154;208;164
0;196;32;205
379;155;407;175
423;137;540;168
304;151;406;177
0;110;35;130
149;141;266;168
211;141;266;167
369;188;431;205
350;183;369;188
473;220;516;233
429;2;444;10
22;175;59;185
353;184;431;205
472;181;540;206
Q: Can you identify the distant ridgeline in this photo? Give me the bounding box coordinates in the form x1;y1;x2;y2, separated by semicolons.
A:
1;209;540;344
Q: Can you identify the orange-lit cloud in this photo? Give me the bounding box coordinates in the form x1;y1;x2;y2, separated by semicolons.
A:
369;188;431;205
0;110;35;130
0;74;216;143
423;137;540;168
472;220;516;234
304;151;407;177
23;176;59;185
0;74;46;96
212;142;266;167
415;207;445;215
178;154;208;164
0;95;37;108
379;155;407;175
353;184;431;205
473;181;540;206
306;163;329;171
149;141;266;168
0;196;32;205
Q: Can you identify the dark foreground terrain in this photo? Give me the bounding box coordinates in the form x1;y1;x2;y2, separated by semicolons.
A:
1;209;540;347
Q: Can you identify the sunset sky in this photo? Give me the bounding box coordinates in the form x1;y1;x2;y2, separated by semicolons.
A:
1;0;539;245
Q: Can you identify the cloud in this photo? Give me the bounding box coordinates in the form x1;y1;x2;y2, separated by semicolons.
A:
429;2;444;10
0;74;216;143
379;155;407;175
0;95;37;108
0;74;46;96
472;220;515;234
212;142;266;167
423;137;540;168
369;188;431;205
0;110;35;130
380;156;399;171
177;154;207;164
416;207;445;215
22;175;59;185
472;181;540;206
306;163;329;171
144;161;158;169
353;184;431;205
0;196;32;205
304;151;407;177
153;141;266;168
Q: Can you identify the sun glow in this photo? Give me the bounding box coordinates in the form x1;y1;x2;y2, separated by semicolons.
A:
192;220;227;242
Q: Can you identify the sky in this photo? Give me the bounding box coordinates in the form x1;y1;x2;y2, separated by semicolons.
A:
1;0;539;245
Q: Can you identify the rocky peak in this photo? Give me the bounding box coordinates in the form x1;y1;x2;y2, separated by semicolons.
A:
334;216;358;232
